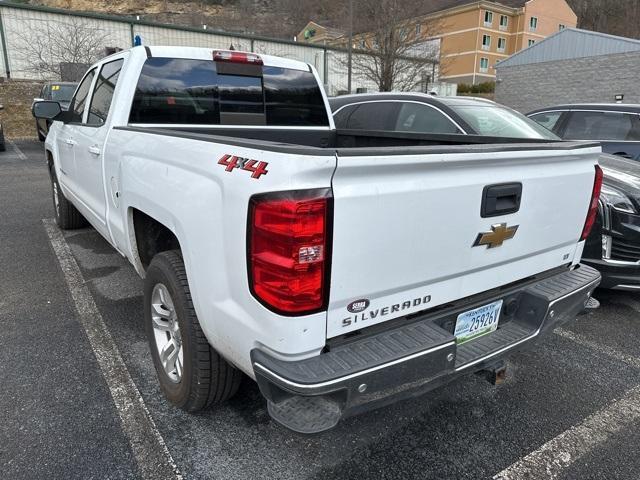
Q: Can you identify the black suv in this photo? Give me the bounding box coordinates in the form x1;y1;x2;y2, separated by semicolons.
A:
583;154;640;291
527;104;640;160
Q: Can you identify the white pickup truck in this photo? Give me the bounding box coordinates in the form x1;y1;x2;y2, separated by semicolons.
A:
34;46;603;433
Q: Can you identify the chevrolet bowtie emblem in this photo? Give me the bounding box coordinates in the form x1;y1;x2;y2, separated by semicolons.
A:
473;223;519;249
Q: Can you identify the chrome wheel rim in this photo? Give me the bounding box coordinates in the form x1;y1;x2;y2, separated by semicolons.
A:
151;283;183;383
52;180;60;217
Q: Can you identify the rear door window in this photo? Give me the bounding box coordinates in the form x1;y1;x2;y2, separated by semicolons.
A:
70;69;96;123
564;111;640;140
332;104;358;129
87;59;124;126
529;111;563;132
394;102;461;134
346;102;399;130
129;58;329;127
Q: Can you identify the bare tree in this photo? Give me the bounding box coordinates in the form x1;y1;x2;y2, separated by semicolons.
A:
11;17;110;80
344;0;440;92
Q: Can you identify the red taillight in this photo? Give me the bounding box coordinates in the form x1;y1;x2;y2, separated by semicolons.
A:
248;189;332;315
213;50;263;65
581;165;604;240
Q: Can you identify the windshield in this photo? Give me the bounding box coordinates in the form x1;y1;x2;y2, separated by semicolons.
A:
452;104;560;140
51;84;77;102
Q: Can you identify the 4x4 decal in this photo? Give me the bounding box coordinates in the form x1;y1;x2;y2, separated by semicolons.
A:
217;154;269;179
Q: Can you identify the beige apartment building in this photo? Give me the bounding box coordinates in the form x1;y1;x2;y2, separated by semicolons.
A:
432;0;577;84
298;0;577;85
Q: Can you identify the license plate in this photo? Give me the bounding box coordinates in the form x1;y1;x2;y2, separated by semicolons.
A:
454;300;503;344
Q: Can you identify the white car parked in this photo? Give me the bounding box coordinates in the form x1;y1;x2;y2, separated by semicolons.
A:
34;46;602;433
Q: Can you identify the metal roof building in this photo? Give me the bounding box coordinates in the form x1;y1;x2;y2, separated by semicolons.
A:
495;28;640;113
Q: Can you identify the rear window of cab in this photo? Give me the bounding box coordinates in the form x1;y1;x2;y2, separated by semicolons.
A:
129;57;330;127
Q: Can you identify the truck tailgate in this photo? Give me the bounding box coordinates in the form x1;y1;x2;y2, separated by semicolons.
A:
327;143;600;338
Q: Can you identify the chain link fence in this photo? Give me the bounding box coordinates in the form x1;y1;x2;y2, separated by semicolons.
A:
0;2;400;96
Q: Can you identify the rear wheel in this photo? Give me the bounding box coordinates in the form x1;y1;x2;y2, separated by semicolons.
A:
145;250;242;411
50;168;86;229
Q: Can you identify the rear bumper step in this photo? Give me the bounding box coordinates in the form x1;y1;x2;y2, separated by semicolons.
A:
251;264;601;433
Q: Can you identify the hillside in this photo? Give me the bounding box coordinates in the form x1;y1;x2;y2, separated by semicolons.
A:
21;0;640;40
28;0;224;15
22;0;302;38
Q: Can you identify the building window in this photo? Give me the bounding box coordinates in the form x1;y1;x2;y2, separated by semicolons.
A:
559;24;566;30
529;16;538;31
499;15;509;30
497;37;506;53
479;57;489;73
528;39;536;47
482;34;491;51
416;23;422;36
484;11;493;26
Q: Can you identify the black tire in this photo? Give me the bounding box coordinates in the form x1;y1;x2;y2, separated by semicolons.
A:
50;168;86;229
145;250;242;412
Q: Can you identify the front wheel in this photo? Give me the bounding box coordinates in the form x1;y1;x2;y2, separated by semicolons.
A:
144;250;242;411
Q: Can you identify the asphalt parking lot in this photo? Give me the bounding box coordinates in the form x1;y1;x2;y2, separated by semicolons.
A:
3;139;640;480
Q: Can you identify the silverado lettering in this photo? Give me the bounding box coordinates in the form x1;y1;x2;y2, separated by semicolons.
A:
342;295;432;327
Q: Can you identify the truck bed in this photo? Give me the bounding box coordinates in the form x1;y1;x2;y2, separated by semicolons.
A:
116;126;600;155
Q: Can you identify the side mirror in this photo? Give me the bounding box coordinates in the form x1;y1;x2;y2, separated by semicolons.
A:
33;97;45;104
32;100;63;121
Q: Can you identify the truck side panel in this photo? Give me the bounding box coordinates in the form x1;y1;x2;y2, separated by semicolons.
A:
104;129;336;375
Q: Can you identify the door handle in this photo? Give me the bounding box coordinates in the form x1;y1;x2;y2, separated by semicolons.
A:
481;183;523;218
65;138;77;146
88;145;101;156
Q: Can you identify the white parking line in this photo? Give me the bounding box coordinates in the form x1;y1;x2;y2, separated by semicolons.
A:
9;141;27;160
494;329;640;480
493;384;640;480
555;328;640;370
43;219;183;480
